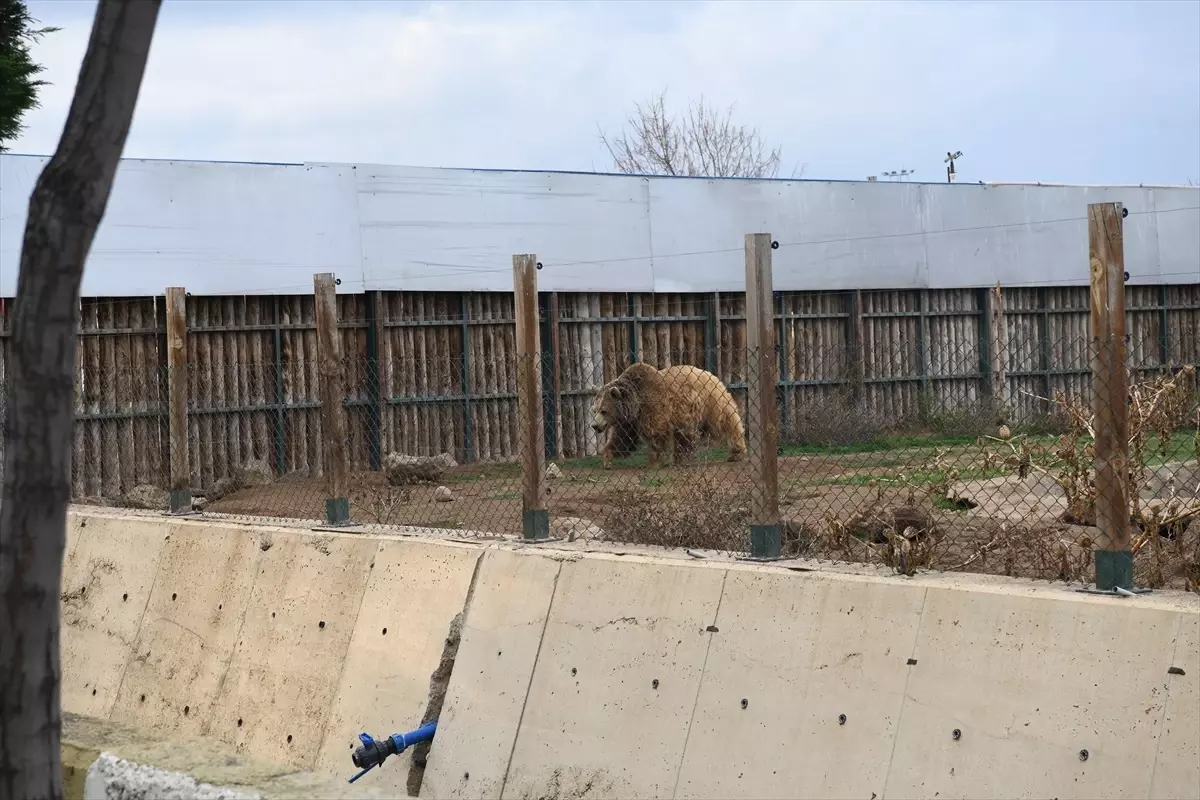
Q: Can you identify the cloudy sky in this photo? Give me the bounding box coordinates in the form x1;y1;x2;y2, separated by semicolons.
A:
9;0;1200;185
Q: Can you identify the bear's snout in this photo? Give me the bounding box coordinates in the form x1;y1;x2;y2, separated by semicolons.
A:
592;423;606;432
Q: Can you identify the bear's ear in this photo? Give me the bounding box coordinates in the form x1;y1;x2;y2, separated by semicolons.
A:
607;385;624;400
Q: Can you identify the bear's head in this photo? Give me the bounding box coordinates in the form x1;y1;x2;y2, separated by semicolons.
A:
591;381;639;438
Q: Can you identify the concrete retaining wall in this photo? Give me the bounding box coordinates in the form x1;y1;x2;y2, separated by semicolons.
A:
60;509;481;798
61;509;1199;800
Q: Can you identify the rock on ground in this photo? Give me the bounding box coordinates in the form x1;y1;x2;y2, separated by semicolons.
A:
551;516;604;541
205;476;240;503
383;453;444;485
949;460;1200;526
234;458;274;488
84;752;261;800
117;485;170;511
434;485;454;502
545;462;564;480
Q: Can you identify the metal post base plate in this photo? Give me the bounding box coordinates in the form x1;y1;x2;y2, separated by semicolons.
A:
1094;549;1135;592
522;509;554;542
325;497;352;526
745;523;782;561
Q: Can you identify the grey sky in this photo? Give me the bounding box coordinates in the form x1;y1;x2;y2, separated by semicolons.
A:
10;0;1200;185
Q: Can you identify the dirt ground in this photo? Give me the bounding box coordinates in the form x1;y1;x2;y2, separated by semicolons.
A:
207;450;865;535
204;444;1199;591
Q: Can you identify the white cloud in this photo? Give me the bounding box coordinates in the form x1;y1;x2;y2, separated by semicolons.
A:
10;0;1200;184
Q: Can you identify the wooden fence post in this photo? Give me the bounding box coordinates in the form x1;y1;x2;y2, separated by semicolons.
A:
1088;202;1132;591
514;254;549;540
314;273;351;525
745;233;781;559
986;282;1007;414
165;287;191;514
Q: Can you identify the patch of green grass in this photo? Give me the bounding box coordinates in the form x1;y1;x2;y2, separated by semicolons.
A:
442;472;487;484
821;465;1007;488
781;433;982;457
484;491;521;501
1142;430;1198;466
558;446;735;472
530;426;1195;476
838;453;931;469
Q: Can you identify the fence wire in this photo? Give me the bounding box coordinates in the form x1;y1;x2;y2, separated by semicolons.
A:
1;299;1196;592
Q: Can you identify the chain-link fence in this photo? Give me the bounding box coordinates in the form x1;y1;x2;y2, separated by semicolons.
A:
1;288;1196;591
192;330;1199;592
762;337;1198;592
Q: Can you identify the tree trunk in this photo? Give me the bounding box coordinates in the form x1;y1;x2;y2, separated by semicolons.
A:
0;2;159;797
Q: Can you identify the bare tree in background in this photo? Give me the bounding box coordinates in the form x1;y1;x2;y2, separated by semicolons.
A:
599;89;800;179
0;1;160;797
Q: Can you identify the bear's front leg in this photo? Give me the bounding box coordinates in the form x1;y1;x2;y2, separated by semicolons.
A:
600;427;616;469
645;433;669;468
672;426;698;465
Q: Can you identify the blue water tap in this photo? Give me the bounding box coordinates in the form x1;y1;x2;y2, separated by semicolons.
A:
346;719;438;783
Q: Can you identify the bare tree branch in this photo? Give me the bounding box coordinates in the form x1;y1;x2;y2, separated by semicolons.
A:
599;89;786;179
0;1;159;796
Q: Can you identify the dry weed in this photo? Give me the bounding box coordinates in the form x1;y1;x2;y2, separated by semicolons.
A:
351;484;414;525
596;471;752;551
801;368;1197;588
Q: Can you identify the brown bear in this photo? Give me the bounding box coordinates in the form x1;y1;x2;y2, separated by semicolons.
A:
659;364;746;463
590;362;701;468
590;362;745;468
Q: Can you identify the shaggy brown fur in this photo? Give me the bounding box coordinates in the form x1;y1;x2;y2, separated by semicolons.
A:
606;423;641;460
591;362;703;468
592;362;744;468
660;365;746;462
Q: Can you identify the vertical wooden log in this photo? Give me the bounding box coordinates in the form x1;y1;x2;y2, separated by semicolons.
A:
314;273;351;525
271;297;286;475
917;289;931;422
165;287;190;513
704;292;719;375
987;282;1008;414
1039;287;1052;414
1158;284;1170;369
744;233;781;559
459;293;474;463
1088;202;1132;591
848;289;866;409
776;293;789;434
99;301;119;498
513;254;549;540
365;290;383;470
538;291;561;461
628;293;640;367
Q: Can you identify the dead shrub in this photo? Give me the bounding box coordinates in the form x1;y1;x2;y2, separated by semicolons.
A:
597;471;751;551
351;483;414;525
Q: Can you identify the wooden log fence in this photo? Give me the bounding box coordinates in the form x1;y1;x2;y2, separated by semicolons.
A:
0;280;1196;502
